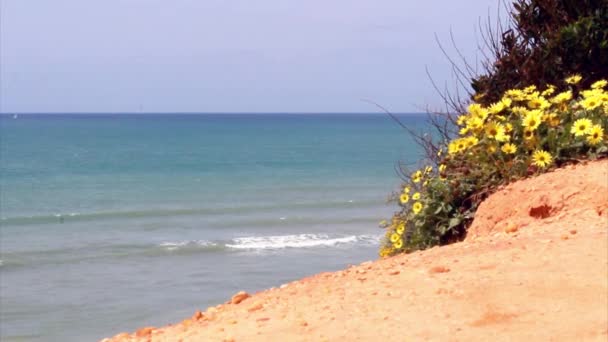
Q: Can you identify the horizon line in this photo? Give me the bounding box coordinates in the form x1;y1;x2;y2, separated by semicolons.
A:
0;111;427;115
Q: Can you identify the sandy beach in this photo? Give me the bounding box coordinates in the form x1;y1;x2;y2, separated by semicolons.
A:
103;159;608;341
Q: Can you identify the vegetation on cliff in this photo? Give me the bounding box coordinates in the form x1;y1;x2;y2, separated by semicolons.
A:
380;0;608;256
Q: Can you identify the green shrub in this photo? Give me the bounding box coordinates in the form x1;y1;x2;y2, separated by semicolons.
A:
472;0;608;105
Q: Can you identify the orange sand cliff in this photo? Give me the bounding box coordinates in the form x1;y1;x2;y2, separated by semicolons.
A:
104;160;608;342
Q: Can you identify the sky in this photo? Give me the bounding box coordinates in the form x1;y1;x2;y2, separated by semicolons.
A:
0;0;503;113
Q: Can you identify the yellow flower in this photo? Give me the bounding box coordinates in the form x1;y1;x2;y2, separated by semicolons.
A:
412;202;423;214
500;97;512;108
485;122;509;142
448;140;460;155
591;79;607;89
465;136;479;148
504;122;514;133
412;192;421;200
456;115;467;126
505;89;525;101
437;149;442;157
466;117;484;131
487;144;498;153
523;128;535;140
412;170;423;183
393;239;403;249
396;223;405;235
544;112;561;127
580;96;602;111
459;127;469;136
424;166;433;174
541;85;556;96
439;164;446;173
379;247;391;257
522;110;542;131
501;143;517;154
473;92;486;101
511;106;528;116
565;74;582;85
551;90;573;104
571;118;593;136
403;186;410;193
532;150;553;168
390;233;400;243
489;101;506;114
523;85;537;93
399;193;410;204
422;180;429;187
468;103;489;121
586;125;604;145
527;96;550;110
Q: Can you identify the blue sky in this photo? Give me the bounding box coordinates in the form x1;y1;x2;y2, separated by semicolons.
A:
0;0;501;113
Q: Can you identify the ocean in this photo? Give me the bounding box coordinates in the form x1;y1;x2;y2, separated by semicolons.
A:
0;113;426;341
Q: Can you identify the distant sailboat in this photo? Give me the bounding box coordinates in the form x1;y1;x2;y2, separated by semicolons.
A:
12;114;18;119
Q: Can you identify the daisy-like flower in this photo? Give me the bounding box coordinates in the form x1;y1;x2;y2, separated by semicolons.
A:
591;79;607;89
465;136;479;148
580;96;602;111
467;117;484;131
571;118;593;136
505;89;526;101
390;233;400;243
532;150;553;168
523;128;535;140
565;74;582;85
448;140;460;155
412;202;423;214
587;125;604;145
527;96;550;110
543;112;561;127
411;170;423;183
396;223;405;235
501;143;517;154
412;192;421;200
551;91;573;104
468;103;489;121
485;122;509;142
522;110;542;131
489;101;506;114
511;106;529;116
403;186;410;194
399;193;409;204
393;239;403;249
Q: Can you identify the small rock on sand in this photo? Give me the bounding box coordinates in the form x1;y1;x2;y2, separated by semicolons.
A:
231;291;251;305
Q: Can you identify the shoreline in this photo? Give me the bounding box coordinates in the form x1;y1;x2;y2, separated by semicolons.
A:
104;160;608;341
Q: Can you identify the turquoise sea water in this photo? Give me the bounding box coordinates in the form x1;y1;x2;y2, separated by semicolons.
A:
0;114;426;341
